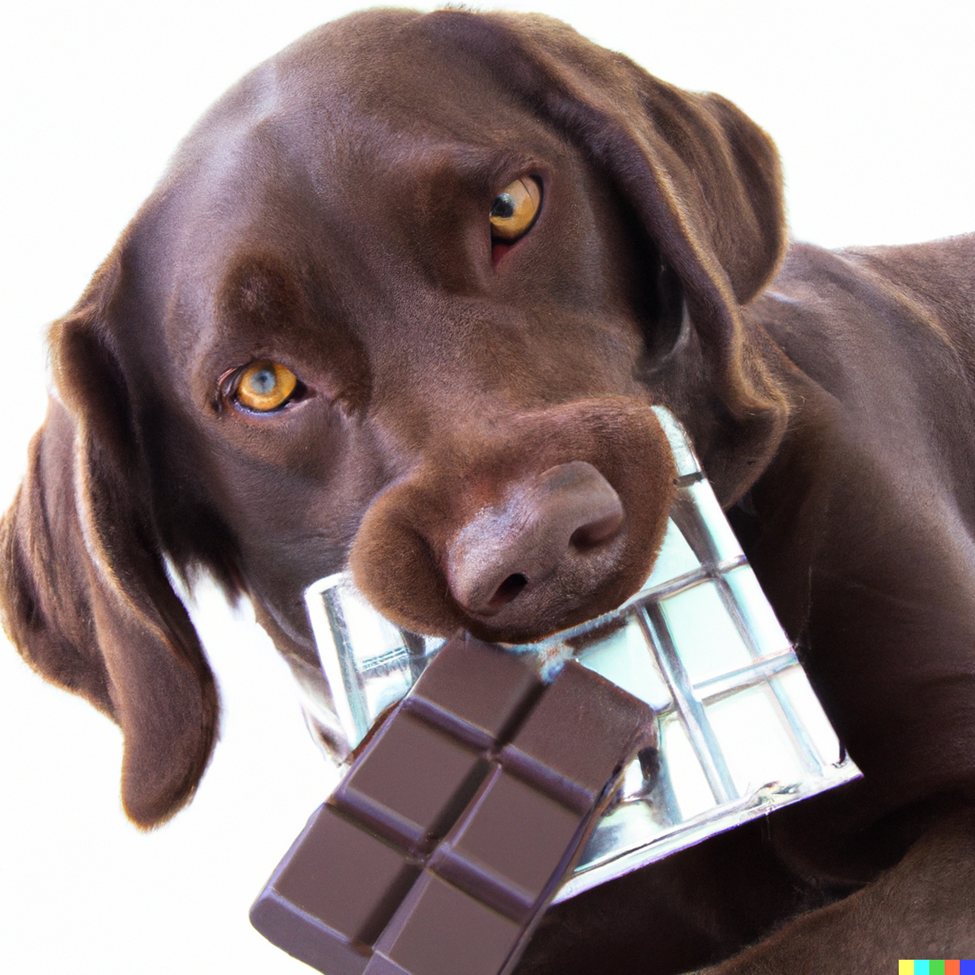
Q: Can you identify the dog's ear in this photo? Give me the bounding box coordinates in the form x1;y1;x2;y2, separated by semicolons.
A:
423;11;791;496
0;259;217;829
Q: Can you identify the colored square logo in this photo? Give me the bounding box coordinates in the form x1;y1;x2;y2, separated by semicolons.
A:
903;962;975;975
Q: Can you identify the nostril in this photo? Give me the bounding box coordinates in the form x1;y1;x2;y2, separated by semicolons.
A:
569;509;624;550
487;573;529;609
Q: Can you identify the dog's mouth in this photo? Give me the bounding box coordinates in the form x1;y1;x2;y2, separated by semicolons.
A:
303;407;860;901
310;402;697;748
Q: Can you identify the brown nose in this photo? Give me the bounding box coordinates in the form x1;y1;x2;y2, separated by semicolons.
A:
445;462;624;627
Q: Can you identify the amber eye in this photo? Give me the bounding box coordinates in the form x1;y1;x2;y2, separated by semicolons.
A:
233;361;298;412
489;177;541;241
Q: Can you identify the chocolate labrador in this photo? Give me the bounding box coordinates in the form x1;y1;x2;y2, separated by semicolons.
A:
2;8;973;974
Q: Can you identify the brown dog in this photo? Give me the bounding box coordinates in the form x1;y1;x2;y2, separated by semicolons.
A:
2;8;974;973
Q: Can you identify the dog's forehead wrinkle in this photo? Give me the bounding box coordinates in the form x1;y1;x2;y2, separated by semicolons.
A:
186;14;556;206
263;31;572;222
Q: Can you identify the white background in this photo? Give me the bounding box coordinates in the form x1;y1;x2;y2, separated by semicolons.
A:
1;1;972;972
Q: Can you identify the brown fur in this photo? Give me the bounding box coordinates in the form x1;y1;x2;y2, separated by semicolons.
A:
2;8;974;972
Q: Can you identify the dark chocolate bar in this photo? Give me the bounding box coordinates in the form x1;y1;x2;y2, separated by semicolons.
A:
251;634;656;975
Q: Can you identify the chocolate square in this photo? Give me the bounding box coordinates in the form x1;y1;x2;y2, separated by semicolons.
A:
407;636;543;747
250;805;418;975
434;767;584;920
335;710;487;850
368;872;522;975
502;660;658;811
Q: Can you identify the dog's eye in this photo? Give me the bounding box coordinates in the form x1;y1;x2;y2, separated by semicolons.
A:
490;177;541;241
233;361;298;412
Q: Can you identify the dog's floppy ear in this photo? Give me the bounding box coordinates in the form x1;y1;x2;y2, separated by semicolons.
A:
0;257;217;829
424;11;791;495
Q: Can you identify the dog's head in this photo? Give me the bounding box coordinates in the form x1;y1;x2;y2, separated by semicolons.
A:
0;9;789;827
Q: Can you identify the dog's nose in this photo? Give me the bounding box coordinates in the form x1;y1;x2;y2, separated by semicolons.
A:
445;461;624;623
350;400;675;643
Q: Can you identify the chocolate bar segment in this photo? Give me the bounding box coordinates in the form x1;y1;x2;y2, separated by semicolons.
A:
335;710;488;852
252;634;656;975
432;765;585;921
502;658;656;811
250;805;418;975
366;872;522;975
406;636;544;748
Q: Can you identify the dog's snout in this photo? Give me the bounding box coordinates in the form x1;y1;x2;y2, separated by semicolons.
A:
349;401;675;642
445;462;625;621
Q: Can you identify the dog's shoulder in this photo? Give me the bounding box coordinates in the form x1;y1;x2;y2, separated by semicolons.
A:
840;234;975;356
767;234;975;332
751;236;975;401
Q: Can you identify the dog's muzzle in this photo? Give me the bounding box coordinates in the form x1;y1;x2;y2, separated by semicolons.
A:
349;398;677;644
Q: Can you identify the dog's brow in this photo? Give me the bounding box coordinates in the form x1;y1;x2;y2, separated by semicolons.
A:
190;256;324;380
389;141;543;191
215;256;308;335
465;148;540;184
